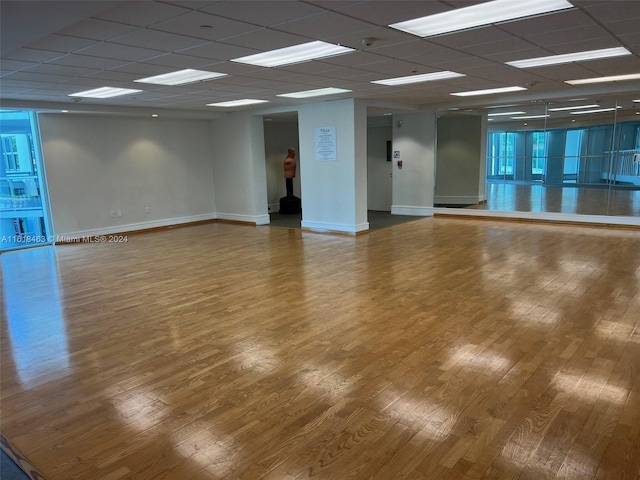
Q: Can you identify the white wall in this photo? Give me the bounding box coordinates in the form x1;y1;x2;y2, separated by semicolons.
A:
435;115;484;205
210;112;269;224
298;98;369;233
39;113;217;236
367;121;392;211
264;119;299;210
391;112;437;216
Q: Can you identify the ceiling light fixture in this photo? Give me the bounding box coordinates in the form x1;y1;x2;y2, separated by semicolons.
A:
135;69;227;86
487;111;526;116
68;87;143;99
570;107;621;115
231;41;354;67
206;99;269;107
547;104;600;111
451;86;526;97
277;87;352;98
506;47;631;68
565;73;640;85
372;71;465;86
511;114;550;119
389;0;573;37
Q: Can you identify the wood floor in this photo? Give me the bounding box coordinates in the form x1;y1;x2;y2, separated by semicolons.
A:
467;183;640;217
1;218;639;480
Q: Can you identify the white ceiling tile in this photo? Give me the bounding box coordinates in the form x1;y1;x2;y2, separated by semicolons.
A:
57;19;138;41
2;71;75;84
574;0;640;23
152;11;261;40
23;63;101;77
0;59;38;71
326;27;412;51
26;34;100;53
527;26;612;48
1;0;638;112
337;1;448;26
46;54;131;70
93;2;192;27
111;29;209;51
499;9;595;37
75;43;165;62
202;1;325;27
219;28;308;50
177;41;259;61
143;53;221;70
3;48;67;63
274;11;375;39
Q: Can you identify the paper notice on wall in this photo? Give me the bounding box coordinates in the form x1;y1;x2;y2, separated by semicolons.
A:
315;126;337;161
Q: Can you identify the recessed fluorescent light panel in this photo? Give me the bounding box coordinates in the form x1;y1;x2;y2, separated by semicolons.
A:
371;71;465;86
570;107;621;115
135;69;227;86
506;47;631;68
231;41;354;67
487;111;526;116
565;73;640;85
68;87;143;98
389;0;573;37
452;86;526;97
512;114;550;119
206;99;269;107
634;99;640;103
277;87;351;98
547;104;599;111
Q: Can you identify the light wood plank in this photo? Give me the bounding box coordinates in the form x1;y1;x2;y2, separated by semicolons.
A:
1;217;639;479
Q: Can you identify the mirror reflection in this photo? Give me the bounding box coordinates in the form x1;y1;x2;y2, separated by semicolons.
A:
437;94;640;218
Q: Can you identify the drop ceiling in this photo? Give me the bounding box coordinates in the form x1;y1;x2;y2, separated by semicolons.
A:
1;0;639;119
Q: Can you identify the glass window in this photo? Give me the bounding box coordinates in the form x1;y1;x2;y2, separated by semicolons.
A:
531;131;547;175
1;111;53;251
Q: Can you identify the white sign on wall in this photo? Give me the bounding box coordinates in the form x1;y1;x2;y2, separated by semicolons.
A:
314;126;337;161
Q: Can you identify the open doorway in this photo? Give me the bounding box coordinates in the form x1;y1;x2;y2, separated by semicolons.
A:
367;114;393;212
263;112;301;228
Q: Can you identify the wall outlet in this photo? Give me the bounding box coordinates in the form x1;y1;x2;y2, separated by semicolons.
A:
144;206;150;214
110;210;115;218
116;209;122;217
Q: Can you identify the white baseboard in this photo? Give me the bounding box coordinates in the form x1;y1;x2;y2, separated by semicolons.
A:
391;205;434;216
217;213;270;225
57;213;219;239
434;195;483;205
55;211;274;240
433;208;640;226
301;220;369;235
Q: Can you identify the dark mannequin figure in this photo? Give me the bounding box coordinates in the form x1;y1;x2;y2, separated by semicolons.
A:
279;147;301;214
284;147;297;197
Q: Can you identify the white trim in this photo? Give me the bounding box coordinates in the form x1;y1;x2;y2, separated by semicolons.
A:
301;220;369;234
433;208;640;226
55;213;219;240
434;195;484;205
217;213;270;225
391;205;434;216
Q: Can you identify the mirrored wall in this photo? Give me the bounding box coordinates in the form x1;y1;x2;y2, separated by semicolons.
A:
437;94;640;220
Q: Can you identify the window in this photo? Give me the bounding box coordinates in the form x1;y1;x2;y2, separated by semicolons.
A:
531;131;547;176
487;132;515;178
0;111;53;250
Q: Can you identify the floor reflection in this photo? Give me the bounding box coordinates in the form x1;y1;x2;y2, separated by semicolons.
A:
1;246;69;387
469;183;640;216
